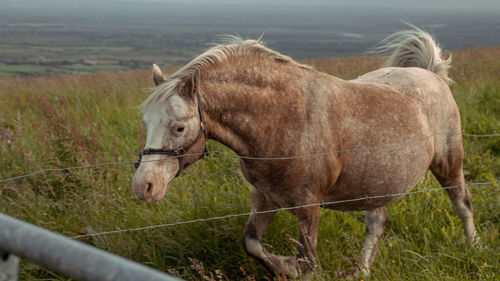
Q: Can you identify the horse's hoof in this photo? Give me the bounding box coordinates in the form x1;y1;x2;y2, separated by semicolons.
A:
471;236;483;251
271;255;319;280
268;256;299;278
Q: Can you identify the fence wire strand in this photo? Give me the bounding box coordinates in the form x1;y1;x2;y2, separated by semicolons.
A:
1;132;499;184
0;131;498;240
72;180;499;239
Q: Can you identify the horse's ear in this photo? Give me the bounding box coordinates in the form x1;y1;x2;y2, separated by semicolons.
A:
182;69;200;99
152;64;166;86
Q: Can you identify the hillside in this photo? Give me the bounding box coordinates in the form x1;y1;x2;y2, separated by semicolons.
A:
1;1;499;77
0;47;499;280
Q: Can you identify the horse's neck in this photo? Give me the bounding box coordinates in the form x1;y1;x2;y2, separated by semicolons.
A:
200;60;309;157
201;83;273;156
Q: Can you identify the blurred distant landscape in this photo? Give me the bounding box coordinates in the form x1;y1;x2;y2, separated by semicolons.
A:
1;0;499;76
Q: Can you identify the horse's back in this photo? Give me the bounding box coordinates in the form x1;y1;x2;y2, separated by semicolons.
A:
352;67;461;135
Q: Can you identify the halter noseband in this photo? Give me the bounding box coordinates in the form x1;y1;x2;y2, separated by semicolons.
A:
135;91;208;177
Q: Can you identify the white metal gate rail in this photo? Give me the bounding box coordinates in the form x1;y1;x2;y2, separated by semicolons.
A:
0;213;182;281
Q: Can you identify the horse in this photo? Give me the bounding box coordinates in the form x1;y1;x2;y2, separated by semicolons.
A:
132;27;479;278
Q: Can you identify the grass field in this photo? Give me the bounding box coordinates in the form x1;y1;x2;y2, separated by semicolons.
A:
0;47;499;280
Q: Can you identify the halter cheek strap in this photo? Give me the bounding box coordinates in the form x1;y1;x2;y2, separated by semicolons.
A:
135;91;208;177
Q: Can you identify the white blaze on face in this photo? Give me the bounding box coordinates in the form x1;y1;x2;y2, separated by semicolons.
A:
132;93;198;202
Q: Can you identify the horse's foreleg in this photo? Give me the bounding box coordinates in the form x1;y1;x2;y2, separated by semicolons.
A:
292;204;321;274
242;191;321;278
359;206;387;276
242;190;299;277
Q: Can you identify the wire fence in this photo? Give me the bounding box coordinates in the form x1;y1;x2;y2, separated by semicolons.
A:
0;131;499;240
1;131;499;184
71;180;499;239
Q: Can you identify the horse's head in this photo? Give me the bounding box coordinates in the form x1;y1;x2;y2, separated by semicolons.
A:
132;64;207;202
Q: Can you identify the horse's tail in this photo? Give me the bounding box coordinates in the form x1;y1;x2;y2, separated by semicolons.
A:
373;24;452;84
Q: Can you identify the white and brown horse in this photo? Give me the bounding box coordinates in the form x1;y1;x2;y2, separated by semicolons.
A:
132;27;479;278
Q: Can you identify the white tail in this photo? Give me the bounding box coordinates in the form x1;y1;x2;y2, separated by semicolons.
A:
373;25;453;85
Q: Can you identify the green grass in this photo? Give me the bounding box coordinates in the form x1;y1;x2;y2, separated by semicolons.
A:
0;64;56;76
0;47;499;280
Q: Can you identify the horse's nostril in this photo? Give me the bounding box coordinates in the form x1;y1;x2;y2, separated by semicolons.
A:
146;182;153;193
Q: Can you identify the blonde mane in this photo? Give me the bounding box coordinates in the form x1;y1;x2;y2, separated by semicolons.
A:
142;36;311;111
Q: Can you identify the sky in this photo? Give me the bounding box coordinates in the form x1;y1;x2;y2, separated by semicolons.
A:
107;0;500;12
1;0;499;13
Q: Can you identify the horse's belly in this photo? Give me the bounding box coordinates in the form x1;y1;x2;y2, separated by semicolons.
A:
323;140;434;211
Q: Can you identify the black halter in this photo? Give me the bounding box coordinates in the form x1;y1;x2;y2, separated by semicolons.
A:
135;91;208;177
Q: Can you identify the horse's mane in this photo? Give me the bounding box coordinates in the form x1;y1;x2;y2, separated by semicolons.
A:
142;36;311;111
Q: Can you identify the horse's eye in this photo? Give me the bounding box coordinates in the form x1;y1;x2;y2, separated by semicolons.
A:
171;122;186;135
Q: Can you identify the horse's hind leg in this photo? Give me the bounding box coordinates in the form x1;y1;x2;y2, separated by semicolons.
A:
359;207;388;275
440;172;479;245
430;144;480;245
339;206;387;278
337;207;387;280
